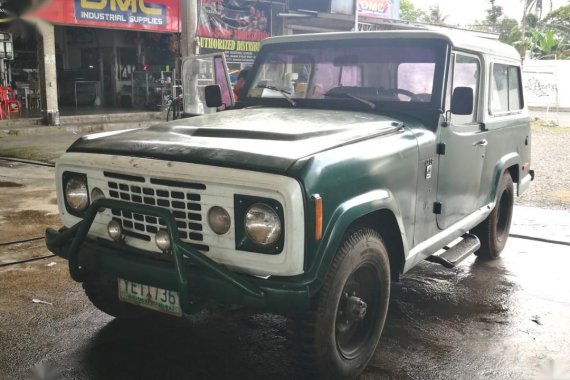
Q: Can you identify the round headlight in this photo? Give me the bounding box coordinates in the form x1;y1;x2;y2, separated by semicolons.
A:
208;206;231;235
65;175;89;212
91;187;106;212
245;203;282;246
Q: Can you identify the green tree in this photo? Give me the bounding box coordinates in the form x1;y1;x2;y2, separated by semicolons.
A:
536;5;570;58
521;0;543;57
421;4;448;25
485;0;504;25
526;28;568;58
498;17;521;45
399;0;424;22
541;5;570;29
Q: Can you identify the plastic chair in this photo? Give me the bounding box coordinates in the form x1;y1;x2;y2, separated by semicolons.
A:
0;88;9;119
2;86;22;116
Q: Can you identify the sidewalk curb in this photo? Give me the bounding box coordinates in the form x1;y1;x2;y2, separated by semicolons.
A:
0;120;162;137
511;205;570;245
0;111;165;137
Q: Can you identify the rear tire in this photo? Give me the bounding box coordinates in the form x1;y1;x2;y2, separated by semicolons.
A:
288;228;390;380
83;275;152;320
473;171;514;259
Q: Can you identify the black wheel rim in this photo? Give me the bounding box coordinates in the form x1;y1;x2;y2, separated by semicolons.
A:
335;262;381;360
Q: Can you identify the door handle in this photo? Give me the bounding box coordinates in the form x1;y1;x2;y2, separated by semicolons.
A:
473;139;488;147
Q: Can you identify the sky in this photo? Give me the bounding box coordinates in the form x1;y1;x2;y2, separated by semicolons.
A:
413;0;569;26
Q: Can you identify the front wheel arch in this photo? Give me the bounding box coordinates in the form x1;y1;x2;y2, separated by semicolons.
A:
310;191;409;286
350;209;405;282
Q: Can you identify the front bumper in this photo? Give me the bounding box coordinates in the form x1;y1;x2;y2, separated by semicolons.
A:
45;199;312;314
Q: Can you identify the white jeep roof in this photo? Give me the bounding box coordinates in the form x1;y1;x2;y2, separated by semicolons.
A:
262;30;521;61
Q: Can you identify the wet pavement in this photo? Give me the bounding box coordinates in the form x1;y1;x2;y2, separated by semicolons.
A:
1;160;569;380
1;237;569;380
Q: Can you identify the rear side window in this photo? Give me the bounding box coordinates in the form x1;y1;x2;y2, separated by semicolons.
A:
490;63;523;115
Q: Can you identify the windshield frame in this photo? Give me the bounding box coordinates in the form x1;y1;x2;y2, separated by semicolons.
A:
237;37;450;114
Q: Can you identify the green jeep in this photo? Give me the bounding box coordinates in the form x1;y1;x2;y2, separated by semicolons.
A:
46;30;533;380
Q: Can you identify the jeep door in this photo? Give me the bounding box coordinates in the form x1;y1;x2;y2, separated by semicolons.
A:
477;62;529;207
436;52;488;230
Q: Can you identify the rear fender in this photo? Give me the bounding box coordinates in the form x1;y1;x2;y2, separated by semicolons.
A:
491;153;520;203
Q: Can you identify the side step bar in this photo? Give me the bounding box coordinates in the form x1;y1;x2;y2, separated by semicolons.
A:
425;234;481;268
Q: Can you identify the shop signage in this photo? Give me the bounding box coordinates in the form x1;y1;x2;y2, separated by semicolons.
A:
24;0;179;32
357;0;399;19
75;0;167;27
197;0;272;64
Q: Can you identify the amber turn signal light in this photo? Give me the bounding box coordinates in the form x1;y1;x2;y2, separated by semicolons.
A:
313;194;323;241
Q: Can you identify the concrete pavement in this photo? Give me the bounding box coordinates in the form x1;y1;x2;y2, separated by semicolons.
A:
1;160;570;379
0;110;164;137
530;110;570;127
511;205;570;244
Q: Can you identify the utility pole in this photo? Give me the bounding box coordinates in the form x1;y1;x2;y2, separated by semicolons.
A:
180;0;199;59
354;0;359;32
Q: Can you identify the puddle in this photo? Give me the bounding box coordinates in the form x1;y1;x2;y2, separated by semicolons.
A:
0;181;24;188
0;210;60;242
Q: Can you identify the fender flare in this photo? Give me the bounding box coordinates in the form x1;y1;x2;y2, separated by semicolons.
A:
491;152;520;204
308;189;410;283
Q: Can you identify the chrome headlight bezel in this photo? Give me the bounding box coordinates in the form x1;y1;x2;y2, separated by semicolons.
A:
63;171;89;216
235;194;284;255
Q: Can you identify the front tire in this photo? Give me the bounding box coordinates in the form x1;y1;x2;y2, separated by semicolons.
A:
288;228;391;380
83;275;151;320
473;171;514;259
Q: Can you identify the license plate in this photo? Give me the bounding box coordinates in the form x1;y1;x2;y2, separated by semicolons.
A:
118;278;182;317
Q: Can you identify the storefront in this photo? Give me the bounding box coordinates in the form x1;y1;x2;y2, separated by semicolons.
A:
53;26;179;110
21;0;180;122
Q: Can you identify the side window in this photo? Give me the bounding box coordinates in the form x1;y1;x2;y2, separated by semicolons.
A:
451;54;480;124
508;66;523;111
490;63;523;115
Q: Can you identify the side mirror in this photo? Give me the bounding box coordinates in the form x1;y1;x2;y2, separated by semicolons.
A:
205;85;223;108
450;87;474;115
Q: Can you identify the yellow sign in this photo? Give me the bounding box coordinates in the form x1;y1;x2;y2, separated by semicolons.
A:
198;37;261;53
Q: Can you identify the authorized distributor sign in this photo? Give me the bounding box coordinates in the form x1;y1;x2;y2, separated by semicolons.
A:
24;0;179;32
197;0;272;64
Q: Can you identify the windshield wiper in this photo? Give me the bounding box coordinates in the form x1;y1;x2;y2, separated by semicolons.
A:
346;93;376;110
256;84;297;107
326;92;376;110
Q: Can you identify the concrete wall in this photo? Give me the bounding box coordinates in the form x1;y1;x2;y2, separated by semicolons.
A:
523;60;570;111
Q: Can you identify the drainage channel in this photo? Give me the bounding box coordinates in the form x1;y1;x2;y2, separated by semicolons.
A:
0;157;55;168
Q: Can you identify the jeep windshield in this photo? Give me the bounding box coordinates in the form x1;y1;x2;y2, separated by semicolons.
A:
242;38;448;112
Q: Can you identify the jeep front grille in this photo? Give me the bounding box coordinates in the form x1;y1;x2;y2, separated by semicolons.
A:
104;172;209;252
